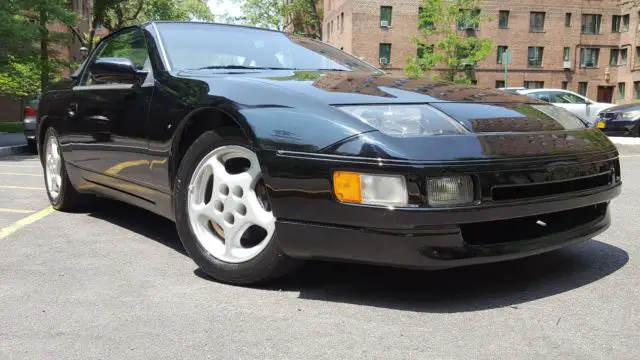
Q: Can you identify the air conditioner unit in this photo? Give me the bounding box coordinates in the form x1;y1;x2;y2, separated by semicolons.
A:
563;61;572;69
380;20;390;28
379;57;389;65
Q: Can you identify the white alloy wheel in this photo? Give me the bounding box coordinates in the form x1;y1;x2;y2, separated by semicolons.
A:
44;135;62;200
187;145;275;263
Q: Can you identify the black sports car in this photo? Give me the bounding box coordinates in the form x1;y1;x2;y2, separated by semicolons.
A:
36;21;621;285
596;103;640;137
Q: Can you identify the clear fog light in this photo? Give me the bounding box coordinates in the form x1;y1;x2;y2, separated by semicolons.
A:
333;171;408;207
427;176;474;207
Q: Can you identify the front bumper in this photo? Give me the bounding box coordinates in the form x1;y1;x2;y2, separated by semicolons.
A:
265;148;621;269
599;120;640;137
276;201;612;269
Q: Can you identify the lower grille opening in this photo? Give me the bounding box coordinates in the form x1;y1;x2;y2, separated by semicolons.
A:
492;172;611;201
460;203;607;246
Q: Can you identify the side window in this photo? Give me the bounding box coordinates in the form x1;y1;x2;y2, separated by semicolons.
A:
553;91;586;104
532;92;551;102
81;29;150;86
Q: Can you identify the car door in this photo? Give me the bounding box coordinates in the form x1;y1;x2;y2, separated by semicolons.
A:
549;91;590;122
70;28;156;196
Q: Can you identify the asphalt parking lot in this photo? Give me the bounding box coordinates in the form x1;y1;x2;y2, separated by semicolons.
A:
1;147;639;360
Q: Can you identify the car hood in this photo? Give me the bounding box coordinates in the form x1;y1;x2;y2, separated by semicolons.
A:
600;103;640;113
174;70;617;160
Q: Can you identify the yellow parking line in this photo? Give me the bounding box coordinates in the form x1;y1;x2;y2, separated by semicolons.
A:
0;185;42;190
0;173;42;177
0;208;34;214
0;206;54;240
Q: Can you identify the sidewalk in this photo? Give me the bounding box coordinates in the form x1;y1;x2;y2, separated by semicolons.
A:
0;133;27;156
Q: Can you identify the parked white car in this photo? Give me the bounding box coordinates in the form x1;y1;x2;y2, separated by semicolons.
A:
516;89;615;124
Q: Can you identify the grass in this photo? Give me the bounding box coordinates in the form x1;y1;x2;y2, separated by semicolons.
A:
0;122;24;133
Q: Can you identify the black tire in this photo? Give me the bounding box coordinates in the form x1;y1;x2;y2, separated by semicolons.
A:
27;139;37;154
42;127;94;212
174;130;301;285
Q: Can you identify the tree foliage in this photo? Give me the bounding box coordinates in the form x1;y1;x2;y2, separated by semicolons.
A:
237;0;322;38
0;57;41;98
0;0;76;96
70;0;214;53
405;0;493;83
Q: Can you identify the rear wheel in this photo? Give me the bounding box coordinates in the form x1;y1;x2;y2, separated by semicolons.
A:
27;139;37;154
174;131;300;285
43;128;93;211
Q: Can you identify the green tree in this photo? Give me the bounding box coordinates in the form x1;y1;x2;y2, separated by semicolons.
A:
69;0;215;54
0;57;41;98
0;0;76;95
236;0;322;38
405;0;493;84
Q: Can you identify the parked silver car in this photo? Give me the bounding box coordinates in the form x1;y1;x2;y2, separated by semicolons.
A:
516;89;615;125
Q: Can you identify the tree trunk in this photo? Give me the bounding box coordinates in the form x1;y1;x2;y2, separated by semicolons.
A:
39;10;49;90
308;0;322;39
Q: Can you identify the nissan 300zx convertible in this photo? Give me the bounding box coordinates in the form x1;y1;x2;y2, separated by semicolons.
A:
36;21;622;285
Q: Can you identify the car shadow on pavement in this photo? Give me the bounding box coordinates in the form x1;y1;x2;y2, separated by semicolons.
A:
86;200;629;314
268;239;628;313
87;199;188;257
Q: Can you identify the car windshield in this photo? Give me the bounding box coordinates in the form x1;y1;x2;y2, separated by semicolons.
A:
155;22;381;73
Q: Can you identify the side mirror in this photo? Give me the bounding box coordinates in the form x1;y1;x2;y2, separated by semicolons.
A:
89;57;139;84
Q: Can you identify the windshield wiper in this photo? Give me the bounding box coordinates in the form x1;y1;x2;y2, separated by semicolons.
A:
187;65;292;70
186;66;349;71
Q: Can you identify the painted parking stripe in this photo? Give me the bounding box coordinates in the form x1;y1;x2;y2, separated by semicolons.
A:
0;173;42;177
0;208;34;214
0;206;54;240
0;185;42;190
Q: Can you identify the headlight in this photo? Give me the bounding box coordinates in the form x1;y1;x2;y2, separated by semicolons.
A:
337;105;468;137
333;171;408;207
621;110;640;121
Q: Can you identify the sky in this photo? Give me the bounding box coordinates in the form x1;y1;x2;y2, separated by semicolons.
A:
207;0;244;20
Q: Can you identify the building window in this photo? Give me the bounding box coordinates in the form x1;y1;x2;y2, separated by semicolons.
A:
326;23;330;37
618;82;626;99
612;15;622;32
379;43;392;64
636;47;640;67
380;6;392;27
565;13;572;27
528;46;544;67
336;16;340;32
419;7;435;29
417;43;434;57
561;81;568;90
457;9;481;31
610;49;619;65
563;47;570;61
530;12;545;32
623;14;630;32
496;80;505;88
499;10;509;29
581;14;601;34
635;81;640;99
497;46;508;64
578;82;588;96
340;13;344;33
579;48;599;68
524;81;544;89
610;48;629;66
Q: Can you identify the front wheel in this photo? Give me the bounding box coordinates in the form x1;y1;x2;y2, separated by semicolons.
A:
174;131;300;285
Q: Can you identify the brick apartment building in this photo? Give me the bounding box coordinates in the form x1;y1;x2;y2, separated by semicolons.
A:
0;0;93;122
322;0;639;104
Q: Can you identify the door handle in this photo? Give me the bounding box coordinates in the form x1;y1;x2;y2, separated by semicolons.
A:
67;102;78;118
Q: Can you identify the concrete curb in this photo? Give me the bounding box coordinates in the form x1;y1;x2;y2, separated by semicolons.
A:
0;145;28;157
